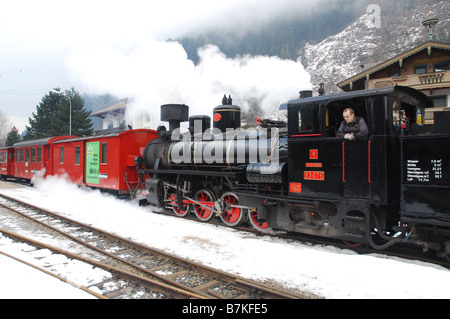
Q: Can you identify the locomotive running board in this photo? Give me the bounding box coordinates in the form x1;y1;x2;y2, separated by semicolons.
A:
142;168;241;177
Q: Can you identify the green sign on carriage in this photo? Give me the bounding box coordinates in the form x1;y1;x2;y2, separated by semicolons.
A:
86;141;99;184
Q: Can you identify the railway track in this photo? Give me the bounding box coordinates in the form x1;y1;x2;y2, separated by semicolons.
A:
154;204;450;270
0;193;310;299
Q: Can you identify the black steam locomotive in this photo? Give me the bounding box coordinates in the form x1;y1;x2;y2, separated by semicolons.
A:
137;86;450;260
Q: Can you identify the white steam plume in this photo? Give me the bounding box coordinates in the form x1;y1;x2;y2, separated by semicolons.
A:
65;40;311;128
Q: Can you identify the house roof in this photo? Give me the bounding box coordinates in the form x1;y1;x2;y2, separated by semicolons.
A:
286;85;432;109
337;40;450;90
90;100;128;118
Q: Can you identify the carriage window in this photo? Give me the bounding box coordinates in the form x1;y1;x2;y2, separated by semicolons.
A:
20;149;24;162
16;150;20;162
0;152;5;163
298;106;314;132
75;146;80;165
37;147;42;163
25;148;30;162
60;146;64;164
101;143;107;164
31;148;36;163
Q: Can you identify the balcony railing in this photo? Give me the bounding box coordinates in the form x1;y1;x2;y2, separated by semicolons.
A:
369;71;448;89
418;72;445;85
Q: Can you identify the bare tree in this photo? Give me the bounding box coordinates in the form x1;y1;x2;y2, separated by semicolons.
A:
0;110;13;147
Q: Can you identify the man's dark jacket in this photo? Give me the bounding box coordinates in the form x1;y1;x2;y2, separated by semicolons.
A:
337;116;369;139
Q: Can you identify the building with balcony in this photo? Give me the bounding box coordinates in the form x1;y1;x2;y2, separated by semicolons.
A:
90;99;152;134
337;40;450;122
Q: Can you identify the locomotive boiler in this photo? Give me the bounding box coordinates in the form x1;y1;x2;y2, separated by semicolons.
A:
139;99;288;226
138;87;450;260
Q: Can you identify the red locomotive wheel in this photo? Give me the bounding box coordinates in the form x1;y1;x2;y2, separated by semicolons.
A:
193;189;215;222
220;192;245;227
248;209;269;231
168;194;191;217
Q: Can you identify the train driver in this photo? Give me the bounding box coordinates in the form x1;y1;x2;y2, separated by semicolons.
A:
337;108;369;140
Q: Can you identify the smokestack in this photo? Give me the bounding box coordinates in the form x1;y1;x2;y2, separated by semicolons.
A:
299;90;313;99
160;104;189;132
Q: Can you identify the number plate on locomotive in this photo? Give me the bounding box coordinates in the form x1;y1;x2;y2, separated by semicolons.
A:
304;171;325;181
289;182;302;193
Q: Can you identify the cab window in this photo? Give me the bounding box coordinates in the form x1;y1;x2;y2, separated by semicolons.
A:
298;106;314;132
324;97;368;137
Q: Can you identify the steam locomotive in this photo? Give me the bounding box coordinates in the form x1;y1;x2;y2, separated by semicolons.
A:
137;86;450;260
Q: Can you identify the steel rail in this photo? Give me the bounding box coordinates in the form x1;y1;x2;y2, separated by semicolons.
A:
0;228;206;299
0;193;308;299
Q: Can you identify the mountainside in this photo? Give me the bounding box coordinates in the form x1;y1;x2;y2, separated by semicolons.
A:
302;0;450;94
179;0;368;62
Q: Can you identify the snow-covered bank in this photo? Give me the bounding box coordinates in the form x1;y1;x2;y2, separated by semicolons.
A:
1;177;449;298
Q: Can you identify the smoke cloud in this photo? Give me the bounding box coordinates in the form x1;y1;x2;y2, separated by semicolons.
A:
2;0;315;129
65;40;311;127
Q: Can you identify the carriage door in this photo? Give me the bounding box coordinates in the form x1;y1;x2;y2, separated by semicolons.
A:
342;139;370;199
326;99;370;200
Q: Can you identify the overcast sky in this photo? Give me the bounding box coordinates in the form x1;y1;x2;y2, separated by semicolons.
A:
0;0;318;132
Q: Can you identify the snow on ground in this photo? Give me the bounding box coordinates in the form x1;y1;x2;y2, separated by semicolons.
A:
1;176;450;299
0;253;96;299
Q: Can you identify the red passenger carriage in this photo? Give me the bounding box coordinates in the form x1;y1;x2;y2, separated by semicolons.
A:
0;147;15;179
52;129;157;198
12;136;75;182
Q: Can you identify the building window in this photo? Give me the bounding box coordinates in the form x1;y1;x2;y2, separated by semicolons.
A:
101;143;107;164
434;62;449;72
60;146;64;164
75;146;80;165
388;68;400;77
431;96;447;108
415;65;427;74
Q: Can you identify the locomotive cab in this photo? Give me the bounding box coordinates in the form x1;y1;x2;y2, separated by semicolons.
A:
260;86;431;244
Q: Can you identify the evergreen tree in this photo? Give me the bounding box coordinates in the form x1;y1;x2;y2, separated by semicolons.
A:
5;127;21;146
24;88;93;140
